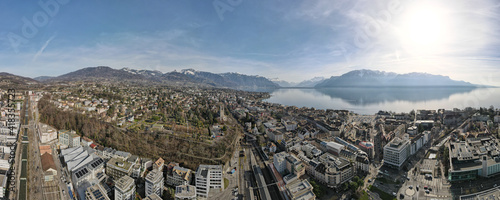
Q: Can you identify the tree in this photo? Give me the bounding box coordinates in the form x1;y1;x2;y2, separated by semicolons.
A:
350;181;359;191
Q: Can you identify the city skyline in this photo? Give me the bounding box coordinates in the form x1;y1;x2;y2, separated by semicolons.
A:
1;0;499;85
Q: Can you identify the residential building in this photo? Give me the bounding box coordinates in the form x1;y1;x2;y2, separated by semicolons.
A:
58;130;80;148
305;153;354;188
195;165;222;198
70;133;81;148
267;129;284;143
153;157;164;171
166;162;192;187
286;154;305;176
106;157;134;180
58;129;72;148
175;184;197;200
383;135;410;169
320;153;354;187
81;137;93;147
146;169;164;198
355;154;370;173
274;151;289;175
115;175;135;200
358;141;374;160
131;164;141;178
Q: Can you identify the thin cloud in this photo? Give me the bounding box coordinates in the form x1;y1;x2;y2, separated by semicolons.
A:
33;35;56;62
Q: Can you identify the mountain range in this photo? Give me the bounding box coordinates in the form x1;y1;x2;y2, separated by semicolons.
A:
315;69;475;87
0;67;479;89
272;77;326;87
0;72;38;85
35;66;280;89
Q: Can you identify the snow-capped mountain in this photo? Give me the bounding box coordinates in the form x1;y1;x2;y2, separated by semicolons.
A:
315;69;474;87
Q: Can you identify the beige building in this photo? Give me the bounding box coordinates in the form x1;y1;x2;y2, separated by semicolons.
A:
106;157;133;179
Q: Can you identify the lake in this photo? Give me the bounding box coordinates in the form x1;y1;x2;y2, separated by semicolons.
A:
263;87;500;115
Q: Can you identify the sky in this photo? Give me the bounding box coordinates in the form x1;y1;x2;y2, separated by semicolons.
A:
0;0;499;85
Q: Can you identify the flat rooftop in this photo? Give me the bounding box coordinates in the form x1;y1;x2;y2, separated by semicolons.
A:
175;185;196;198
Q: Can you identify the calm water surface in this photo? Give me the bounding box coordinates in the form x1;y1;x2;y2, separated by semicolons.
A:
264;87;500;115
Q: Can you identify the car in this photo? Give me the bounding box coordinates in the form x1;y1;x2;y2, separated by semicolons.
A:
368;179;372;183
424;185;428;189
425;190;430;194
428;188;432;191
409;185;413;189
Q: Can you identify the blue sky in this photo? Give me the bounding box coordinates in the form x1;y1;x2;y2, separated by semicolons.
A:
0;0;499;85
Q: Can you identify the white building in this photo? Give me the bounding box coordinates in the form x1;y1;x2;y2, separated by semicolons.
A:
39;123;57;144
115;175;135;200
58;130;80;148
407;126;418;135
175;185;197;200
195;165;222;198
323;141;344;155
383;135;411;169
146;169;164;198
274;151;289;175
267;129;284;143
285;180;316;200
494;115;500;123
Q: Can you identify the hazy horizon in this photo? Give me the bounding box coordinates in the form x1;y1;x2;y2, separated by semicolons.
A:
1;0;499;85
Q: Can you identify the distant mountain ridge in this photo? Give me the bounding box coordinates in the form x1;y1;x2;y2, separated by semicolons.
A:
4;68;479;89
33;76;54;81
272;77;326;87
315;69;475;87
39;66;279;89
0;72;39;85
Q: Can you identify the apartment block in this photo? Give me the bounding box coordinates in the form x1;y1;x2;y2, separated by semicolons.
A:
115;175;135;200
195;165;222;198
146;169;164;198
